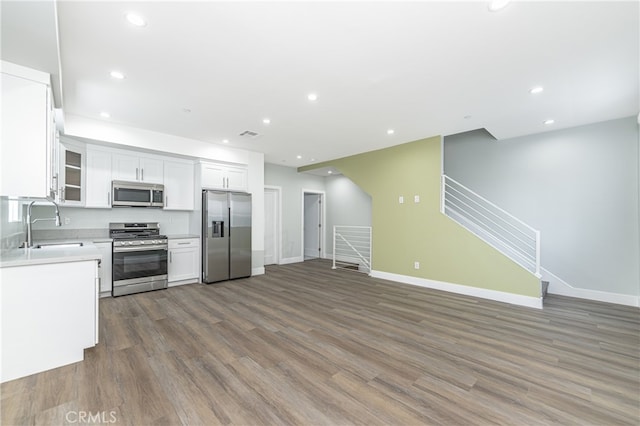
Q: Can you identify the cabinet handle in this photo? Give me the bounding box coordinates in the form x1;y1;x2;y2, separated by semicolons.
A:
107;191;110;205
169;252;172;263
165;196;168;207
136;168;139;180
51;174;58;196
141;168;144;181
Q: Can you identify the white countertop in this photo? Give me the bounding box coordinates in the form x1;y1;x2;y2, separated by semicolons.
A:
0;244;102;269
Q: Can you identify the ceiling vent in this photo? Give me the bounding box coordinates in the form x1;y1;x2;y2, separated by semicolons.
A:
239;130;259;138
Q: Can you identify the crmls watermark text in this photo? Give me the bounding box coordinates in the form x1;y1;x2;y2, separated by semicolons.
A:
65;411;117;424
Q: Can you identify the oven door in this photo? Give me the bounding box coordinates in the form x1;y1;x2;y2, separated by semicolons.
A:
112;246;168;282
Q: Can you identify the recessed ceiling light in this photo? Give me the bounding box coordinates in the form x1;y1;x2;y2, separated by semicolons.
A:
544;119;555;125
327;170;333;174
307;93;318;101
296;155;302;159
100;112;110;118
262;118;271;125
109;70;125;80
126;13;147;27
488;0;510;12
310;158;316;162
387;129;395;135
182;108;191;113
222;139;229;144
529;86;544;94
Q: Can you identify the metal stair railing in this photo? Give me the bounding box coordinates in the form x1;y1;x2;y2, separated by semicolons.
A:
332;226;372;274
441;175;541;277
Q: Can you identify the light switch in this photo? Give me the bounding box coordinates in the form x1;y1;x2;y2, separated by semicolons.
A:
414;261;420;270
399;196;404;204
414;195;420;203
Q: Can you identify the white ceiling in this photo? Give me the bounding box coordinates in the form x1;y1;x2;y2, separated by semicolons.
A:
3;1;639;166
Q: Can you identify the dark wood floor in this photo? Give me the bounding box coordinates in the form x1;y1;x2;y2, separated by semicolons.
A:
2;259;639;425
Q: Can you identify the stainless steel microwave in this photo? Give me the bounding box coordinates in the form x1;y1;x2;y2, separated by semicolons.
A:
112;181;164;208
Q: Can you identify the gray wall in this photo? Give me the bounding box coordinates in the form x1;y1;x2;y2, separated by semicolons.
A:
264;164;373;261
444;116;639;296
264;164;325;260
325;174;372;255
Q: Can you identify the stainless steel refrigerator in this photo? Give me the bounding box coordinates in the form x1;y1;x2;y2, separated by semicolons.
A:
202;190;252;283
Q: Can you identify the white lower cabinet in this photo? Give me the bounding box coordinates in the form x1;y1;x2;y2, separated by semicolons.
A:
94;242;113;296
168;238;199;285
0;260;98;383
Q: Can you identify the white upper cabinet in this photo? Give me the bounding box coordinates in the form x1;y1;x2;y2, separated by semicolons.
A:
226;165;248;191
201;162;248;191
163;160;195;210
85;147;112;208
140;157;164;183
1;61;54;198
112;153;163;184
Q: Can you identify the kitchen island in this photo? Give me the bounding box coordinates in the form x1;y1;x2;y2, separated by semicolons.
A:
0;244;101;383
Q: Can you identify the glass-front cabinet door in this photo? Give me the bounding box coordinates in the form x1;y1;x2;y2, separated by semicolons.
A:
59;140;85;206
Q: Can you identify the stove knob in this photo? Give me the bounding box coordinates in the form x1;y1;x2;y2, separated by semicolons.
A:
141;241;145;244
128;241;134;245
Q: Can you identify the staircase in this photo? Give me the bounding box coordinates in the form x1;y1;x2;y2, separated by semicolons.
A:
442;175;543;292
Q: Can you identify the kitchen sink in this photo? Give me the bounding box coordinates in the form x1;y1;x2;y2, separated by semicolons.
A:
33;242;84;249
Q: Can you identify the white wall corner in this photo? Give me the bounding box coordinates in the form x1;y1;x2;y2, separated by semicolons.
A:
542;268;639;307
252;267;265;276
370;270;543;309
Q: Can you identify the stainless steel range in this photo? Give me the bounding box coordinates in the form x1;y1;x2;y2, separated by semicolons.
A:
110;222;168;297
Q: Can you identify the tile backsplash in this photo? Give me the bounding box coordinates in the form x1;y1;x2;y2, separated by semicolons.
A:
1;198;194;250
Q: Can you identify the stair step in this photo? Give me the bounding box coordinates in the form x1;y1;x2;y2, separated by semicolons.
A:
541;280;549;298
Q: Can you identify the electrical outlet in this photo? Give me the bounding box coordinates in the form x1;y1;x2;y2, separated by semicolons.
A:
399;196;404;204
64;217;71;225
414;195;420;203
414;261;420;270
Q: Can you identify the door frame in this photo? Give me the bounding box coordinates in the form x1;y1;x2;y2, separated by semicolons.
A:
301;188;326;260
264;185;282;265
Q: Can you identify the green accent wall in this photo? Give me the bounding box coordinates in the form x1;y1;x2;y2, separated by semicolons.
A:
300;136;540;297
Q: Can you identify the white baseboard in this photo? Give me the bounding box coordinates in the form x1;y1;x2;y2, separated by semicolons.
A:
370;270;543;309
280;256;304;265
542;268;639;307
252;267;265;276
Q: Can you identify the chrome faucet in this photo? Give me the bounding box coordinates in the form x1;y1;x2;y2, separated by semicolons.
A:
25;199;62;248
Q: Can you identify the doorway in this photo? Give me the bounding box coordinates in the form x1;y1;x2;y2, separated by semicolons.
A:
303;190;325;260
264;186;281;266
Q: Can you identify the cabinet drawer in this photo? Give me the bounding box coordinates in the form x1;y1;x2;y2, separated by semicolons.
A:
169;238;199;249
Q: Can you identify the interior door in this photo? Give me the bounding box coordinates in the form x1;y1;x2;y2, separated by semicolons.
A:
304;193;321;259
